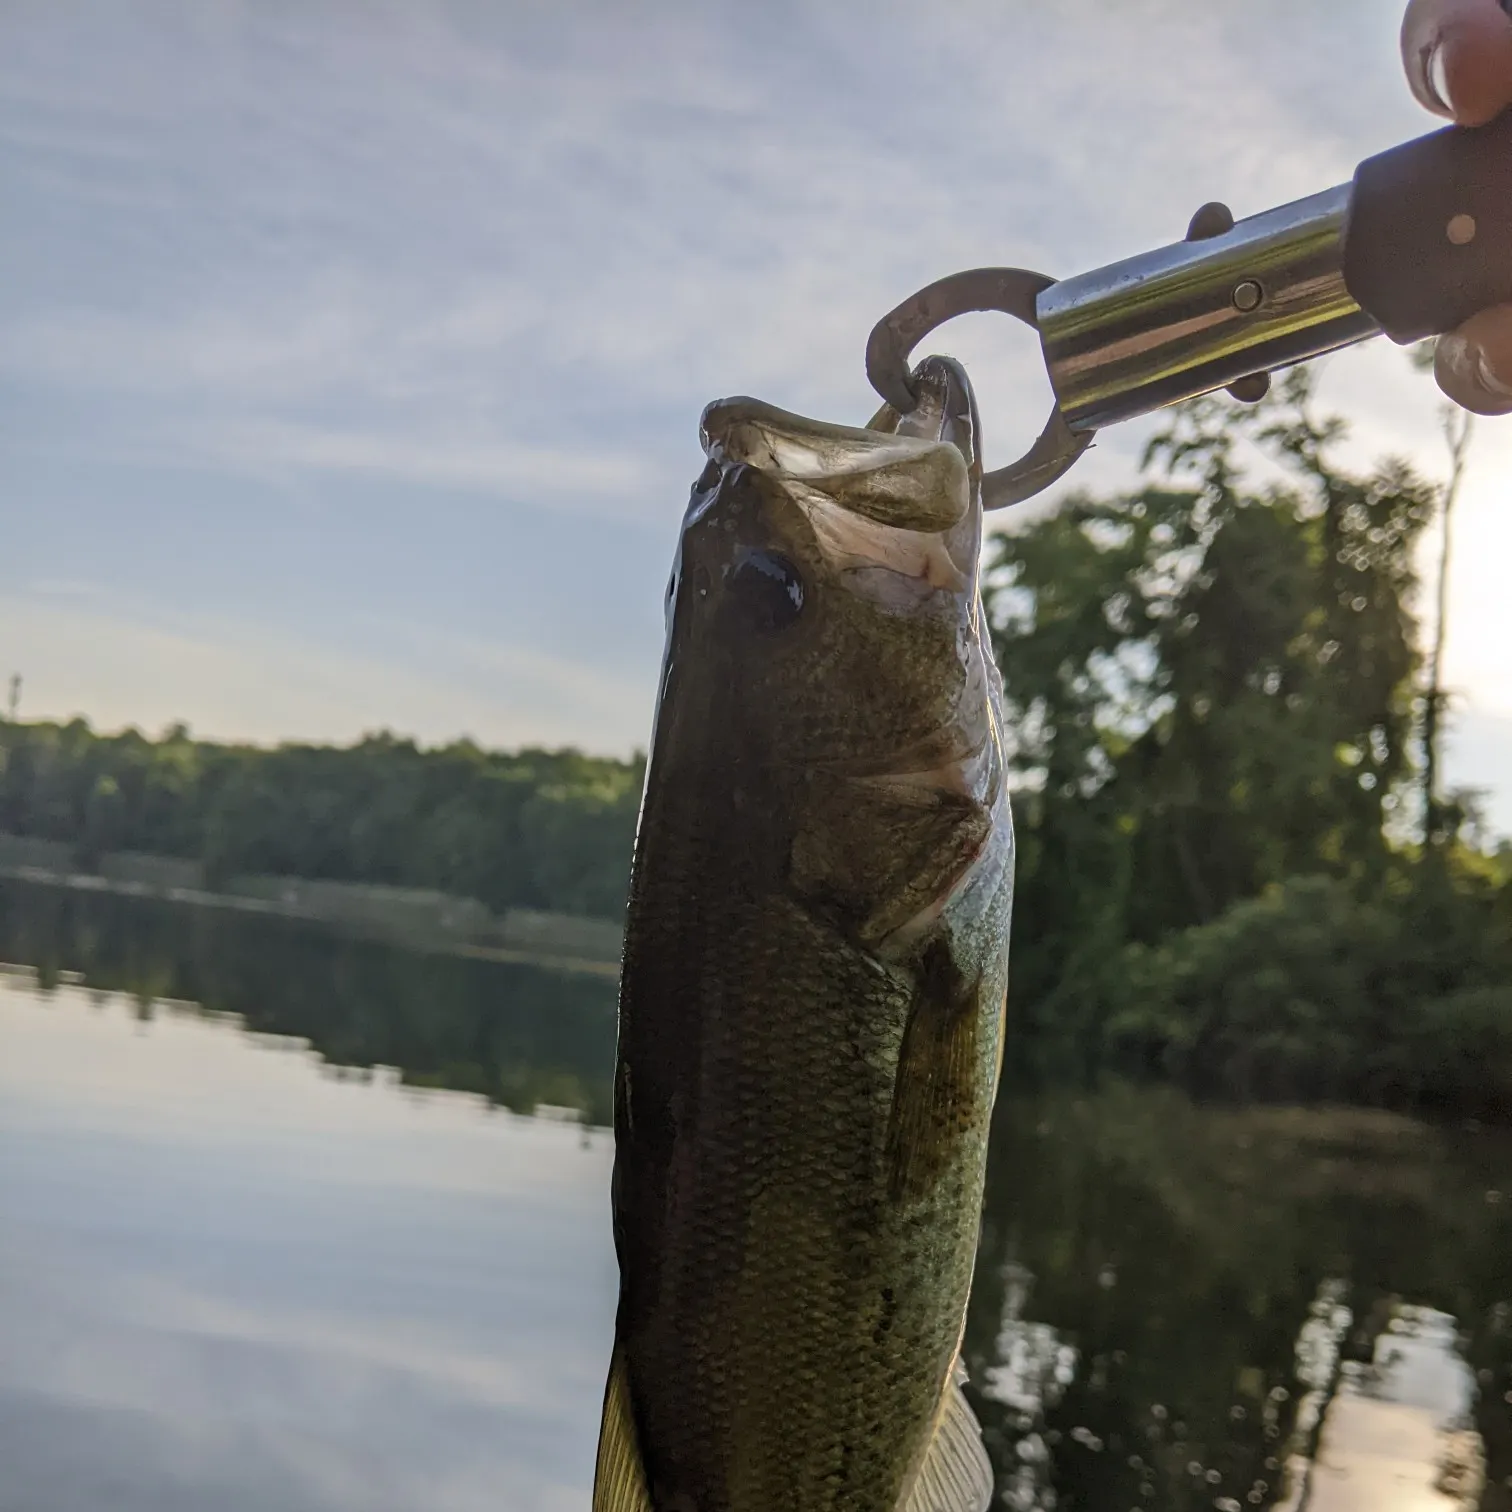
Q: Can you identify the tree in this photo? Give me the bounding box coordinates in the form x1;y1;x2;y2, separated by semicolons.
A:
1409;339;1476;850
0;720;643;921
985;372;1436;1071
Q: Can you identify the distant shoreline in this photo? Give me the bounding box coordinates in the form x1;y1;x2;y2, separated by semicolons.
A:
0;860;623;981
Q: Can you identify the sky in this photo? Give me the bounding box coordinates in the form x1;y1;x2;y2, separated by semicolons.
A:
1;0;1508;832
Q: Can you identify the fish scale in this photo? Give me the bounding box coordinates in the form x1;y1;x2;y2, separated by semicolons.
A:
594;358;1012;1512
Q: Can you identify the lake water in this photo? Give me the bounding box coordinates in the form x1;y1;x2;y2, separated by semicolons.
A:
1;877;1509;1512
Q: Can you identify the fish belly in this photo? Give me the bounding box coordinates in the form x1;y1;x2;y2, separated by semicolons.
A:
612;869;1005;1511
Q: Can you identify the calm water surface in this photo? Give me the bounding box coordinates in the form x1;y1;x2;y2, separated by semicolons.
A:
1;879;1510;1512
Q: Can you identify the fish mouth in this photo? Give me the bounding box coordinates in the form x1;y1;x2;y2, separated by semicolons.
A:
682;361;1006;954
685;358;998;775
699;357;985;610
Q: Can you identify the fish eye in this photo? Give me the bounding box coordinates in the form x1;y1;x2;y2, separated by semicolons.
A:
725;548;804;634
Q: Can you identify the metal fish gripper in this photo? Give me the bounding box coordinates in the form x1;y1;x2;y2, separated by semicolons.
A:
867;107;1512;508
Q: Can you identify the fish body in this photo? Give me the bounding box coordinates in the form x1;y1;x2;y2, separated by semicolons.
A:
594;358;1013;1512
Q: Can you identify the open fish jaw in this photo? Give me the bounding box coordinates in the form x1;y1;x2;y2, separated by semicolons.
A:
700;398;971;535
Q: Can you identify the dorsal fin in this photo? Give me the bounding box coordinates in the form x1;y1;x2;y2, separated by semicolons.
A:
899;1361;994;1512
592;1345;655;1512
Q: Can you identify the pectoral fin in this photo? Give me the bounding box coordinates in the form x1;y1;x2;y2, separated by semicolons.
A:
900;1363;994;1512
592;1345;654;1512
885;941;986;1201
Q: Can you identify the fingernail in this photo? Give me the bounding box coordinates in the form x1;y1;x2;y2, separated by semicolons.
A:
1441;332;1512;410
1424;41;1454;114
1471;342;1512;401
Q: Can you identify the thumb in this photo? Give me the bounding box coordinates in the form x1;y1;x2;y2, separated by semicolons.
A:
1436;308;1512;415
1402;0;1512;126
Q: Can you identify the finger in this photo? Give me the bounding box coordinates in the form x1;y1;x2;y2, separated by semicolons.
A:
1435;306;1512;414
1402;0;1512;125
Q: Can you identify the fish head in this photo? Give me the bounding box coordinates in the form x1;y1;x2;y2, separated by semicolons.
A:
656;357;1007;952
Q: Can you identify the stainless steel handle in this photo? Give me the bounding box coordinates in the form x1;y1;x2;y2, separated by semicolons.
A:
866;110;1512;506
1037;186;1381;433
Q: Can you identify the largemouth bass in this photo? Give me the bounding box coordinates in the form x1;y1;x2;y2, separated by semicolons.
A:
594;356;1014;1512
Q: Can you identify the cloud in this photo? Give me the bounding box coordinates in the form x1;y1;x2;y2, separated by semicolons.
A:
0;0;1505;830
2;297;373;397
0;588;655;756
207;420;662;509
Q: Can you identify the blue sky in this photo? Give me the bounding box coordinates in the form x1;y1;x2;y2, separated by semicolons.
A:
2;0;1508;832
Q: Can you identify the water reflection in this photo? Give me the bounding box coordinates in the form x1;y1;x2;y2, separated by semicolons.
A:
1287;1302;1485;1511
979;1262;1079;1511
2;879;1511;1511
1277;1279;1354;1511
0;976;617;1512
0;877;619;1124
966;1090;1512;1510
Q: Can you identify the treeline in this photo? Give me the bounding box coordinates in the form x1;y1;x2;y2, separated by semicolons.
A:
0;725;643;921
2;371;1509;1114
990;372;1512;1115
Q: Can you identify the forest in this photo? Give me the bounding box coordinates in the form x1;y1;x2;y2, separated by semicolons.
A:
0;726;643;922
1;373;1508;1115
985;373;1510;1115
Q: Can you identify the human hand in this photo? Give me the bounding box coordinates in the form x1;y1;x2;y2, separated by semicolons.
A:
1402;0;1512;411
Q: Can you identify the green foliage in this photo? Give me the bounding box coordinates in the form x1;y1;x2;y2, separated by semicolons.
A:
1113;877;1394;1098
0;723;643;922
987;371;1510;1109
2;369;1507;1116
1110;873;1512;1115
